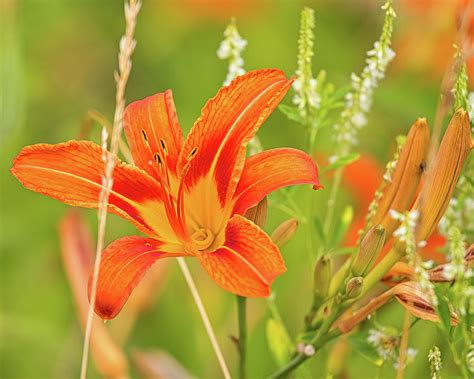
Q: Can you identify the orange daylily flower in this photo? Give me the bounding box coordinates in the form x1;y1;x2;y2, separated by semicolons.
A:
11;69;321;319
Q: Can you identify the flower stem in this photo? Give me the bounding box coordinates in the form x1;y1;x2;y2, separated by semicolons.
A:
269;245;407;378
358;242;405;299
236;296;247;379
316;167;344;258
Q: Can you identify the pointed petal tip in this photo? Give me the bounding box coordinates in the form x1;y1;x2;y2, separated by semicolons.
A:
313;183;324;190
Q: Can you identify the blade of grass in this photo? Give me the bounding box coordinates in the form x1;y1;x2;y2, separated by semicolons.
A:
177;257;231;379
80;1;141;378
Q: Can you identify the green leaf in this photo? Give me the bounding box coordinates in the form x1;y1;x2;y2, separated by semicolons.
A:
266;318;293;366
329;246;357;256
434;286;451;332
329;205;354;248
323;153;360;172
278;104;306;125
313;217;326;248
348;334;384;367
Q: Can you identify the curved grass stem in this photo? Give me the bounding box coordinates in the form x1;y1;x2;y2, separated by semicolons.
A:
177;258;231;379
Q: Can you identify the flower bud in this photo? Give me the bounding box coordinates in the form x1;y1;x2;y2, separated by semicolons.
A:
345;277;364;299
244;197;268;228
352;224;386;277
313;255;332;305
393;281;457;325
413;110;472;241
271;218;298;247
372;118;430;237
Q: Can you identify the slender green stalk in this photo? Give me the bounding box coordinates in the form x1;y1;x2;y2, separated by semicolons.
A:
269;244;407;378
315;168;344;258
237;296;247;379
268;305;343;379
358;243;405;299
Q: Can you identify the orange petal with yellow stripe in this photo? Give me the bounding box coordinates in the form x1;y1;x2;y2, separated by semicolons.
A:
233;148;321;215
178;69;293;209
124;91;184;178
90;236;181;320
11;140;164;236
197;214;286;297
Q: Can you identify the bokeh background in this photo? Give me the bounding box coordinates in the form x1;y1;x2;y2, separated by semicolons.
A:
1;0;472;378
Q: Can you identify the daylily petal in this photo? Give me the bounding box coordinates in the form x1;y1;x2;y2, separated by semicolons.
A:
233;148;321;215
11;140;164;236
124;91;184;178
197;215;286;297
90;236;182;319
178;69;292;231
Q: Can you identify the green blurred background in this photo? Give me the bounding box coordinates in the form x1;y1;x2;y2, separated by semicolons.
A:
1;0;469;378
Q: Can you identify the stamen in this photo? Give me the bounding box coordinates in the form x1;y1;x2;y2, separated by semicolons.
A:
160;138;168;155
188;147;198;160
154;152;162;165
141;130;148;142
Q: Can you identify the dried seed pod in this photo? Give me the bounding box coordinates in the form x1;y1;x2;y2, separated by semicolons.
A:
352;224;386;277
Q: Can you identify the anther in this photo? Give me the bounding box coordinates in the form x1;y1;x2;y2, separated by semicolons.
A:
188;147;198;160
141;130;148;142
160;138;168;154
154;153;162;164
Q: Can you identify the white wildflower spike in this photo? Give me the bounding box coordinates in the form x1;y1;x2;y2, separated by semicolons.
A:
217;18;247;86
468;92;474;124
333;0;396;158
367;326;417;368
452;48;470;113
217;18;262;156
293;7;321;118
428;346;442;379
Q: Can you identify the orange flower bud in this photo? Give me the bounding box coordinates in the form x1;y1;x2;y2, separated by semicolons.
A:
271;218;299;247
338;281;457;333
413;110;473;242
352;224;386;277
393;282;457;325
372;118;430;237
244;196;268;228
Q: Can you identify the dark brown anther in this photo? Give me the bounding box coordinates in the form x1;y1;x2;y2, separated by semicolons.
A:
154;153;162;164
160;138;168;154
141;130;148;142
188;147;198;160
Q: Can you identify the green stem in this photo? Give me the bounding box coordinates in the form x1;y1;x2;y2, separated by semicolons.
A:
269;245;408;378
315;168;344;258
268;305;343;379
237;296;247;379
358;242;405;299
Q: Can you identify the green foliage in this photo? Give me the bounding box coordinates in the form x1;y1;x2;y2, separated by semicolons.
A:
265;319;293;366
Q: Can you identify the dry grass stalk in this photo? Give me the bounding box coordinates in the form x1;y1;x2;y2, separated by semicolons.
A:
81;1;141;378
60;211;129;379
396;310;412;379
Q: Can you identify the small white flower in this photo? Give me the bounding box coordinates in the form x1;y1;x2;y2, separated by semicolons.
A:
217;19;247;86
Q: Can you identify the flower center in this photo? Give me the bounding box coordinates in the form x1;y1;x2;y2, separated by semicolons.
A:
191;228;215;251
